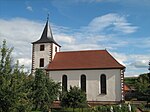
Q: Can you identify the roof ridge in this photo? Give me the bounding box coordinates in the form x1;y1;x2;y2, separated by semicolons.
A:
58;49;107;53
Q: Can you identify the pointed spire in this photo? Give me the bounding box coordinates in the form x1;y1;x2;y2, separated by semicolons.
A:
40;15;53;40
32;15;60;46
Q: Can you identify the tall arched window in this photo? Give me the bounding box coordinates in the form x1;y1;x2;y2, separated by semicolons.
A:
100;74;106;94
62;75;67;91
81;75;86;92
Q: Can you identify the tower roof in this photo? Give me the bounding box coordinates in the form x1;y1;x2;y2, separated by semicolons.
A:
32;19;60;46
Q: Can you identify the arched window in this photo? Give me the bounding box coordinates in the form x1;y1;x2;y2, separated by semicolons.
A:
81;75;86;92
100;74;106;94
62;75;67;91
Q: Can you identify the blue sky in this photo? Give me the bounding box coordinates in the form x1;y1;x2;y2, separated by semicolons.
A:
0;0;150;76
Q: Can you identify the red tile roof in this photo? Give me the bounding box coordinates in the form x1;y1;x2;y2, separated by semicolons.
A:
46;50;125;70
124;84;131;91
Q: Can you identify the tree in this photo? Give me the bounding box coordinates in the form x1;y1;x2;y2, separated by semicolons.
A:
0;40;32;112
0;40;61;112
61;86;87;112
31;69;61;111
136;73;150;103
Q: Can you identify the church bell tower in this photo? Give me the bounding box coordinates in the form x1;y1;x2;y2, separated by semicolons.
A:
31;17;61;74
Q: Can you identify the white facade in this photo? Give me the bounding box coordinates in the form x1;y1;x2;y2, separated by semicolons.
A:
52;43;60;60
31;20;124;103
32;43;60;73
49;69;122;102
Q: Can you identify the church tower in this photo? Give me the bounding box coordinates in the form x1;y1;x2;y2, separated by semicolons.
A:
31;17;61;73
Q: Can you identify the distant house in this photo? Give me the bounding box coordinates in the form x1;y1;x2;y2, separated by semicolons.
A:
124;83;131;92
31;19;125;104
124;78;137;101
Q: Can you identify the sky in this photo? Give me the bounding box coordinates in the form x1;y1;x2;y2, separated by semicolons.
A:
0;0;150;77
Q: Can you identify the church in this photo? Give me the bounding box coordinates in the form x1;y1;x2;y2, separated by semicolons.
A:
31;19;125;104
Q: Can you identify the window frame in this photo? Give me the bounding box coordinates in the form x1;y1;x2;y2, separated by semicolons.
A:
55;46;57;52
100;74;107;94
39;58;44;67
40;44;45;51
81;74;86;92
62;75;67;91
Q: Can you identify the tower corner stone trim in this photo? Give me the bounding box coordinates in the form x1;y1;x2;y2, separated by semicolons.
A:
31;44;35;74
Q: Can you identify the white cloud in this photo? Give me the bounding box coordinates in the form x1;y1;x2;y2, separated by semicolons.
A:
0;14;147;77
63;43;101;51
109;51;150;76
130;61;148;68
84;13;138;34
111;52;127;66
127;54;150;68
0;18;43;70
18;58;32;68
54;34;75;44
26;6;33;11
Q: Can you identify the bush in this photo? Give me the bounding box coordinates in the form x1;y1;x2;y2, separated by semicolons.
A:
94;104;136;112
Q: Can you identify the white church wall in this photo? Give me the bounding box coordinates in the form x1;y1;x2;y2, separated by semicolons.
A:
49;69;122;102
34;43;51;69
52;43;60;60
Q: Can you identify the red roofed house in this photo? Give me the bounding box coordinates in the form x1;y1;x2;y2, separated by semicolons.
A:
31;19;125;104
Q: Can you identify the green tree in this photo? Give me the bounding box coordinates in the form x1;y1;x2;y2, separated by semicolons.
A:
61;86;87;112
136;73;150;103
31;69;61;111
0;40;32;112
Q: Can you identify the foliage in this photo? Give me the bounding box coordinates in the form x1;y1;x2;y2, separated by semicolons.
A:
94;104;136;112
0;40;61;112
95;105;110;112
61;86;87;111
136;73;149;93
52;105;137;112
135;73;150;103
31;69;61;111
0;40;32;112
124;73;150;103
124;77;137;87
